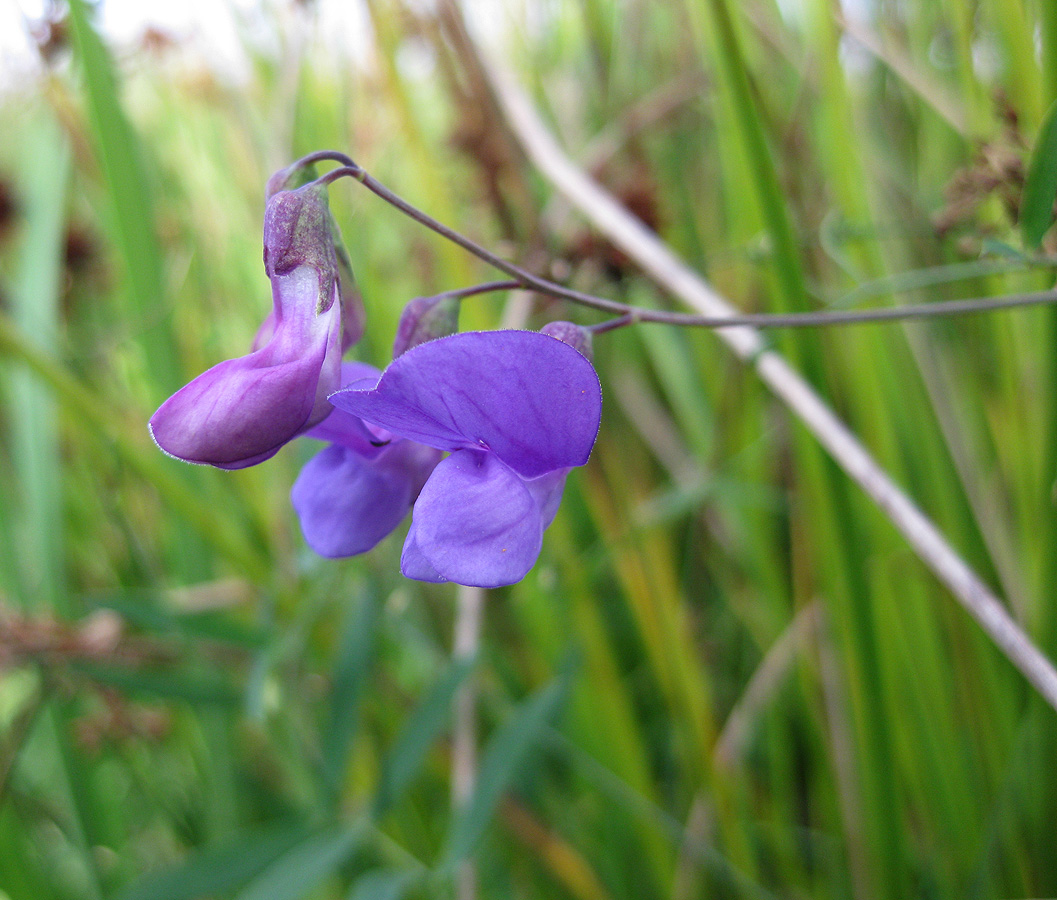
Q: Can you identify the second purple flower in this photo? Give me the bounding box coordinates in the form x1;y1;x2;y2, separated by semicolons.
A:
328;329;602;587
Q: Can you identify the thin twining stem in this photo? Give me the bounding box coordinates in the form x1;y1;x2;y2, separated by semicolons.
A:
307;156;1057;330
316;164;625;317
432;280;522;302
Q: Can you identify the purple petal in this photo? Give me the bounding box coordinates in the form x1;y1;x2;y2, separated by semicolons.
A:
523;469;569;530
329;331;602;479
252;261;363;356
251;311;276;352
150;266;341;469
302;362;386;455
273;276;344;432
291;441;440;557
403;449;543;587
400;522;447;583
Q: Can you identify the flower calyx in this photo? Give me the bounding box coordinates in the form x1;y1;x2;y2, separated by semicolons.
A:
392;294;462;357
540;320;593;360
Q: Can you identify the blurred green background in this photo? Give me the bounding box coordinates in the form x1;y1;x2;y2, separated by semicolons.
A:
2;0;1057;897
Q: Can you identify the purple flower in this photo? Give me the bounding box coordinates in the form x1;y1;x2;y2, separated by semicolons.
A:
149;182;354;469
329;330;602;587
290;363;440;558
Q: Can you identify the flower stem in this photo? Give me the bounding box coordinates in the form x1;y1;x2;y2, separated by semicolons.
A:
436;280;522;302
308;157;1057;330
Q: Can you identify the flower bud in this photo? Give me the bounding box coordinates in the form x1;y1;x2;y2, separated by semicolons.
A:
540;320;593;360
263;184;338;310
266;161;317;198
266;164;365;347
392;294;461;357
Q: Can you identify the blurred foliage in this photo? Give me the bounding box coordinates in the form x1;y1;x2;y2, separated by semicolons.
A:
2;0;1057;898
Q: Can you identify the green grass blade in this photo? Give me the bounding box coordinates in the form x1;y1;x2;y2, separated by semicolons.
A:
440;672;570;871
372;656;476;818
70;662;243;706
346;869;419;900
112;821;315;900
688;0;809;314
66;0;179;391
1043;0;1057;106
234;824;363;900
3;104;107;900
6;112;69;611
320;586;380;798
1021;97;1057;248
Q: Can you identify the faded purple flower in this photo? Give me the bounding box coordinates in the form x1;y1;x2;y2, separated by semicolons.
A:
150;181;356;469
290;362;440;558
329;330;602;587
